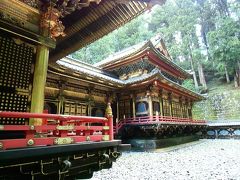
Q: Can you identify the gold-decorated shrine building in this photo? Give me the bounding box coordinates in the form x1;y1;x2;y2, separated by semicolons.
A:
46;36;204;125
0;1;170;179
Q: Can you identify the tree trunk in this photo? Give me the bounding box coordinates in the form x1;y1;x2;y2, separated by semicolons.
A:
188;45;199;90
237;61;240;74
198;62;207;90
192;70;199;90
234;61;240;87
224;65;230;83
234;75;239;87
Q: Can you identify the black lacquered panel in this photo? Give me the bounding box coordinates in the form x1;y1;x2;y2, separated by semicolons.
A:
0;33;34;125
0;36;33;89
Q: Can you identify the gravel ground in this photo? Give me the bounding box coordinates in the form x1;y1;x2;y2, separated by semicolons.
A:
92;139;240;180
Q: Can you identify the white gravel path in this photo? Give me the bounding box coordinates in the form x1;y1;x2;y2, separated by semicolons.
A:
92;139;240;180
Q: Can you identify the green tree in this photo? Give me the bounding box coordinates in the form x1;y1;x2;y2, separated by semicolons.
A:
70;0;240;90
71;15;152;64
208;16;240;85
149;0;208;91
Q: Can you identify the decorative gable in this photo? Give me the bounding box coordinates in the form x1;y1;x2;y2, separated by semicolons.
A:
110;59;155;80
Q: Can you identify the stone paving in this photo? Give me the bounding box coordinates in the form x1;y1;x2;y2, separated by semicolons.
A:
92;139;240;180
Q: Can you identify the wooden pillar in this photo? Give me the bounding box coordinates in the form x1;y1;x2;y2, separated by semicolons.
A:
116;100;119;123
57;96;64;114
185;98;189;119
30;45;49;125
88;104;92;116
179;97;183;118
132;94;136;118
168;92;173;117
183;98;187;118
189;100;193;119
159;89;163;116
57;82;65;114
87;88;93;116
148;94;153;117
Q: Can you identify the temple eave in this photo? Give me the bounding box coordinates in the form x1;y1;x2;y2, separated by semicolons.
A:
49;0;155;62
126;76;204;101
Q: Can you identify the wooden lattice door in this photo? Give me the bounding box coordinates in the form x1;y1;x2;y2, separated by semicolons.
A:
0;32;35;125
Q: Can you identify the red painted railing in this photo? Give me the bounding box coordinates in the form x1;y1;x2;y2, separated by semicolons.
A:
115;116;206;134
0;111;113;150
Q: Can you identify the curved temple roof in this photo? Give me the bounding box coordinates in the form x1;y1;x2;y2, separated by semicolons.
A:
94;36;190;78
54;57;204;100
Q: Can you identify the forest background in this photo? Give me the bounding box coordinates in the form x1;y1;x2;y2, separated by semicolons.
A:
71;0;240;93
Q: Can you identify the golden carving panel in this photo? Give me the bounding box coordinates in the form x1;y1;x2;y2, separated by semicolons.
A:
54;137;74;145
56;125;75;131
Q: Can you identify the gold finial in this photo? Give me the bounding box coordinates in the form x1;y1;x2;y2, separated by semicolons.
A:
105;102;113;117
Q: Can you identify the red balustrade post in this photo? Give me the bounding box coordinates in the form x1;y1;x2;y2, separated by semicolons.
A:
41;109;48;135
59;119;68;137
108;116;114;140
42;109;48;125
105;102;114;140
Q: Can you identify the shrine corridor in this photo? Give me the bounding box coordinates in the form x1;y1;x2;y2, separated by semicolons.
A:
93;139;240;180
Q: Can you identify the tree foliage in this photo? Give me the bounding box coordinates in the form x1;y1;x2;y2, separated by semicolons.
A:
208;16;240;75
71;15;152;64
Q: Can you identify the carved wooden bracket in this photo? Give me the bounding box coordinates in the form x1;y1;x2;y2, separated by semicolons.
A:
39;0;102;39
40;7;66;39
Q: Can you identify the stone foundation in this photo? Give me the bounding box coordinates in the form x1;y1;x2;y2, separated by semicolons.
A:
125;135;200;150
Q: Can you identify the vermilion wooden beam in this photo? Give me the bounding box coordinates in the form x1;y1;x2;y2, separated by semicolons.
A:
0;135;105;150
0;111;107;122
148;51;185;78
156;81;199;100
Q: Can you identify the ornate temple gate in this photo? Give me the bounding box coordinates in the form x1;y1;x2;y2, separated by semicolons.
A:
0;31;35;125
